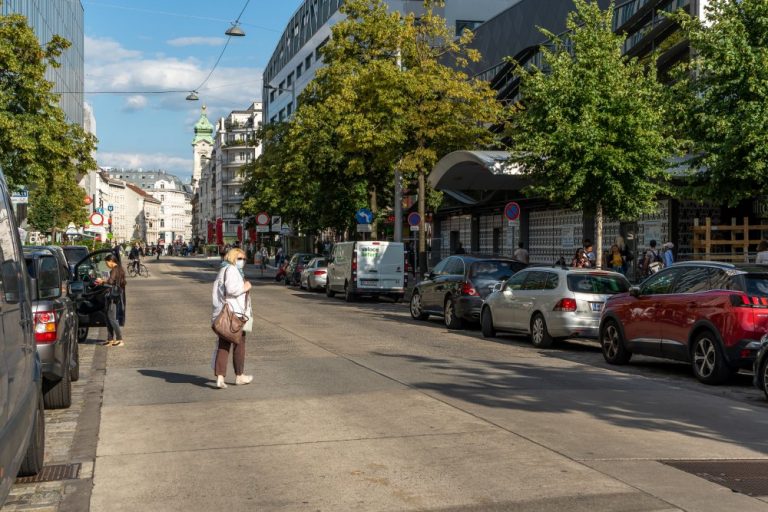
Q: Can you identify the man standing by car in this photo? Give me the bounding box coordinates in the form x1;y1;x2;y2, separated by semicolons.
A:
513;242;529;263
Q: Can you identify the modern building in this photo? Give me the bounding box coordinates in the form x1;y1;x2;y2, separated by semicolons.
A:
426;0;715;271
263;0;523;124
1;0;85;126
197;102;263;245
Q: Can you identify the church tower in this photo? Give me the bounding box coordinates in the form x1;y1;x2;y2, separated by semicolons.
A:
191;105;214;191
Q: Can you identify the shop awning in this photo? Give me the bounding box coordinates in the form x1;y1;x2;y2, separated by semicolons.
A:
429;150;527;193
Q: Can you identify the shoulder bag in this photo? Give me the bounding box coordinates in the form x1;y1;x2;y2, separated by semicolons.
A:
212;267;249;344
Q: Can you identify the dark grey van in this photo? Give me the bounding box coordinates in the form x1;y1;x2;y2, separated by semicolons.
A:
0;174;45;505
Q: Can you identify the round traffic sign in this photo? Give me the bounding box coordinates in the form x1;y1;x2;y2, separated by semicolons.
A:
255;212;270;225
90;212;104;226
407;212;421;227
504;201;521;221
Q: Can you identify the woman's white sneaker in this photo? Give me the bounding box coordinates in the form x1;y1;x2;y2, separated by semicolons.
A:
216;375;227;389
235;374;253;385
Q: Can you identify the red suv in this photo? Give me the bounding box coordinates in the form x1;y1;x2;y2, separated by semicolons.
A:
599;262;768;384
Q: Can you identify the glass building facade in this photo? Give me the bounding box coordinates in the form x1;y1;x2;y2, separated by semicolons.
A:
1;0;85;127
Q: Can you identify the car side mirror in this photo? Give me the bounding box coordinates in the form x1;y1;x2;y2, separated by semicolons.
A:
492;282;503;293
629;285;641;298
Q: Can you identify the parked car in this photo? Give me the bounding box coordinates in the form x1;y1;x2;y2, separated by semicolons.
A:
0;171;45;504
410;255;527;329
599;262;768;384
285;253;320;287
61;245;90;277
326;241;407;302
23;247;80;409
753;334;768;400
300;257;328;291
69;249;126;343
481;267;629;347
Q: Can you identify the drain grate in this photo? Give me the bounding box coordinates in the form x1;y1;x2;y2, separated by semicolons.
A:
15;463;81;484
663;460;768;497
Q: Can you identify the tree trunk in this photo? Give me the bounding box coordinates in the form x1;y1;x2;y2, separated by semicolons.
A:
418;172;426;278
369;186;378;241
595;202;603;270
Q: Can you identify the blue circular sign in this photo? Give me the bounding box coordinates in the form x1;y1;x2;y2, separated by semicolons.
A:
407;212;421;227
355;208;374;224
504;202;521;221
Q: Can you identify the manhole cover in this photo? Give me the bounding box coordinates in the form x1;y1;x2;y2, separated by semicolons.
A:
15;463;81;484
663;460;768;496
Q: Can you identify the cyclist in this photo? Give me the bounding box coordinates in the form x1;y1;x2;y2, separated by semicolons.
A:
128;243;141;274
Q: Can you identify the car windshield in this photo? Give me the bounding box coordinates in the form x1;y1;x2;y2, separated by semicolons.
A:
744;275;768;297
567;274;629;294
62;246;89;265
315;259;327;267
469;261;517;281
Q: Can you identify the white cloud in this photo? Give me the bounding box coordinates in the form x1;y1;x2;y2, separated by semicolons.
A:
123;95;148;112
167;36;227;47
96;152;192;178
85;36;263;111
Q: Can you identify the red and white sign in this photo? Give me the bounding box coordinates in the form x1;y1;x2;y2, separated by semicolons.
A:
89;212;104;226
255;212;270;226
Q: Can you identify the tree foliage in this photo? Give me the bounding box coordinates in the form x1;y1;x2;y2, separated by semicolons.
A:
241;0;502;244
671;0;768;206
0;9;96;231
507;0;677;263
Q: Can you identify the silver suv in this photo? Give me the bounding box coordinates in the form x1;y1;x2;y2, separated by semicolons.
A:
23;247;80;409
481;267;630;347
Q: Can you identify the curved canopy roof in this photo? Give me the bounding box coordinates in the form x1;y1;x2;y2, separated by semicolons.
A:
428;150;527;193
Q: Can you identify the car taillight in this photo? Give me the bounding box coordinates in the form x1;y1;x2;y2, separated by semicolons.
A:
34;310;57;343
730;293;768;308
352;252;357;272
461;282;479;296
554;298;577;312
313;270;326;276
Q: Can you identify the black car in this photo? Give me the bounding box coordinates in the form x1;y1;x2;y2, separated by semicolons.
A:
23;247;80;409
61;245;90;277
285;253;320;287
410;255;528;329
69;249;126;342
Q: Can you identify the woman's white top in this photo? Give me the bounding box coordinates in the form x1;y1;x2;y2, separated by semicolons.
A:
212;264;248;322
757;251;768;264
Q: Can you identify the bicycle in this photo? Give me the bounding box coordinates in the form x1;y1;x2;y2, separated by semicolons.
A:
127;262;150;278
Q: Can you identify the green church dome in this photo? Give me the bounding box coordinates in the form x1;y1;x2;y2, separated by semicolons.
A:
192;105;214;145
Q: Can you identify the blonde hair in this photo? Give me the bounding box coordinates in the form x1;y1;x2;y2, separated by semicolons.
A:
224;248;246;265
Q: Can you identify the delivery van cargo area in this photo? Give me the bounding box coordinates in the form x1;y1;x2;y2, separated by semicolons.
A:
326;241;407;302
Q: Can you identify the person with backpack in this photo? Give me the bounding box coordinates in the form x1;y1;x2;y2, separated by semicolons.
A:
643;240;663;276
662;242;674;268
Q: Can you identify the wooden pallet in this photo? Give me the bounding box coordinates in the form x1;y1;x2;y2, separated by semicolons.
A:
692;217;768;262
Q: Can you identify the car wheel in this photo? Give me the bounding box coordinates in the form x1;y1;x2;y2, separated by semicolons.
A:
601;320;632;364
530;313;553;348
444;297;464;330
70;336;80;382
43;359;72;409
410;291;429;320
77;326;88;343
326;283;335;298
761;358;768;401
344;281;355;302
18;388;45;476
481;307;496;338
691;331;731;385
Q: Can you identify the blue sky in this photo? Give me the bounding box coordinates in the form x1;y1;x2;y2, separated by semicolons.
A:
83;0;300;181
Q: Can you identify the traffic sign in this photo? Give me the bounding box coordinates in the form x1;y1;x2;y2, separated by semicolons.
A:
355;208;374;224
90;212;104;226
504;201;521;221
107;232;113;240
255;212;270;226
356;224;372;233
271;215;282;230
107;205;114;212
97;207;105;215
407;212;421;227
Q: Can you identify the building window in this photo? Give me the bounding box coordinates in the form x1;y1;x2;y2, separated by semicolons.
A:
455;20;483;36
287;102;293;116
160;219;165;228
270;116;277;124
279;109;286;121
305;54;312;69
279;80;286;94
296;63;303;78
160;183;165;189
160;195;165;201
287;72;294;87
316;37;329;60
239;152;246;161
270;89;276;103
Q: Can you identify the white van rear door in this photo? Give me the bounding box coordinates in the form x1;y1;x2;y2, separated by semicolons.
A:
357;242;404;290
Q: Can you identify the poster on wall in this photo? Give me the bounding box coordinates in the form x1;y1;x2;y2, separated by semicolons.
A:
643;220;663;245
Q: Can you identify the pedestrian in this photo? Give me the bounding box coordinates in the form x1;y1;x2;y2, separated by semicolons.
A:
662;242;675;267
454;242;466;255
96;253;126;347
756;241;768;264
212;248;253;389
583;240;595;268
571;248;590;268
642;240;663;275
608;244;625;273
513;242;529;263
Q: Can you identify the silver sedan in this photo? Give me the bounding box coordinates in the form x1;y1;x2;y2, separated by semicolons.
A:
481;267;629;348
300;257;328;291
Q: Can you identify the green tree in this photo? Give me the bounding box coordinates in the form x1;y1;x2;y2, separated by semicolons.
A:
507;0;677;266
0;8;96;233
671;0;768;205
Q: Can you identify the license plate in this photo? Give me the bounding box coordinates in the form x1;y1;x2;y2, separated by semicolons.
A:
360;279;378;287
590;302;604;312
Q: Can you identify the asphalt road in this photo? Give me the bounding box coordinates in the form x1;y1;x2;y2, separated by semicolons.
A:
84;257;768;511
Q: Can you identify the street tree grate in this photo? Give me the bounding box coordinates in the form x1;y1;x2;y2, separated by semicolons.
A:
662;460;768;496
15;463;81;484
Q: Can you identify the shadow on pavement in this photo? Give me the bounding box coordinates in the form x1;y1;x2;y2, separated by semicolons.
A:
138;369;216;389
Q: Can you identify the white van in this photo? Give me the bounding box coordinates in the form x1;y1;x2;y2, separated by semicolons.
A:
326;241;407;302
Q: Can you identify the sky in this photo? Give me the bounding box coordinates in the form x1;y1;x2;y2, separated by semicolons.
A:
83;0;300;181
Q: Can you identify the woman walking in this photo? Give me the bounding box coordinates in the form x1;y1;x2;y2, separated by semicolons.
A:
96;253;126;347
212;248;253;389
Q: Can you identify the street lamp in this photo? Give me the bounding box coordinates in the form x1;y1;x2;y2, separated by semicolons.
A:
225;22;246;37
186;91;199;101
